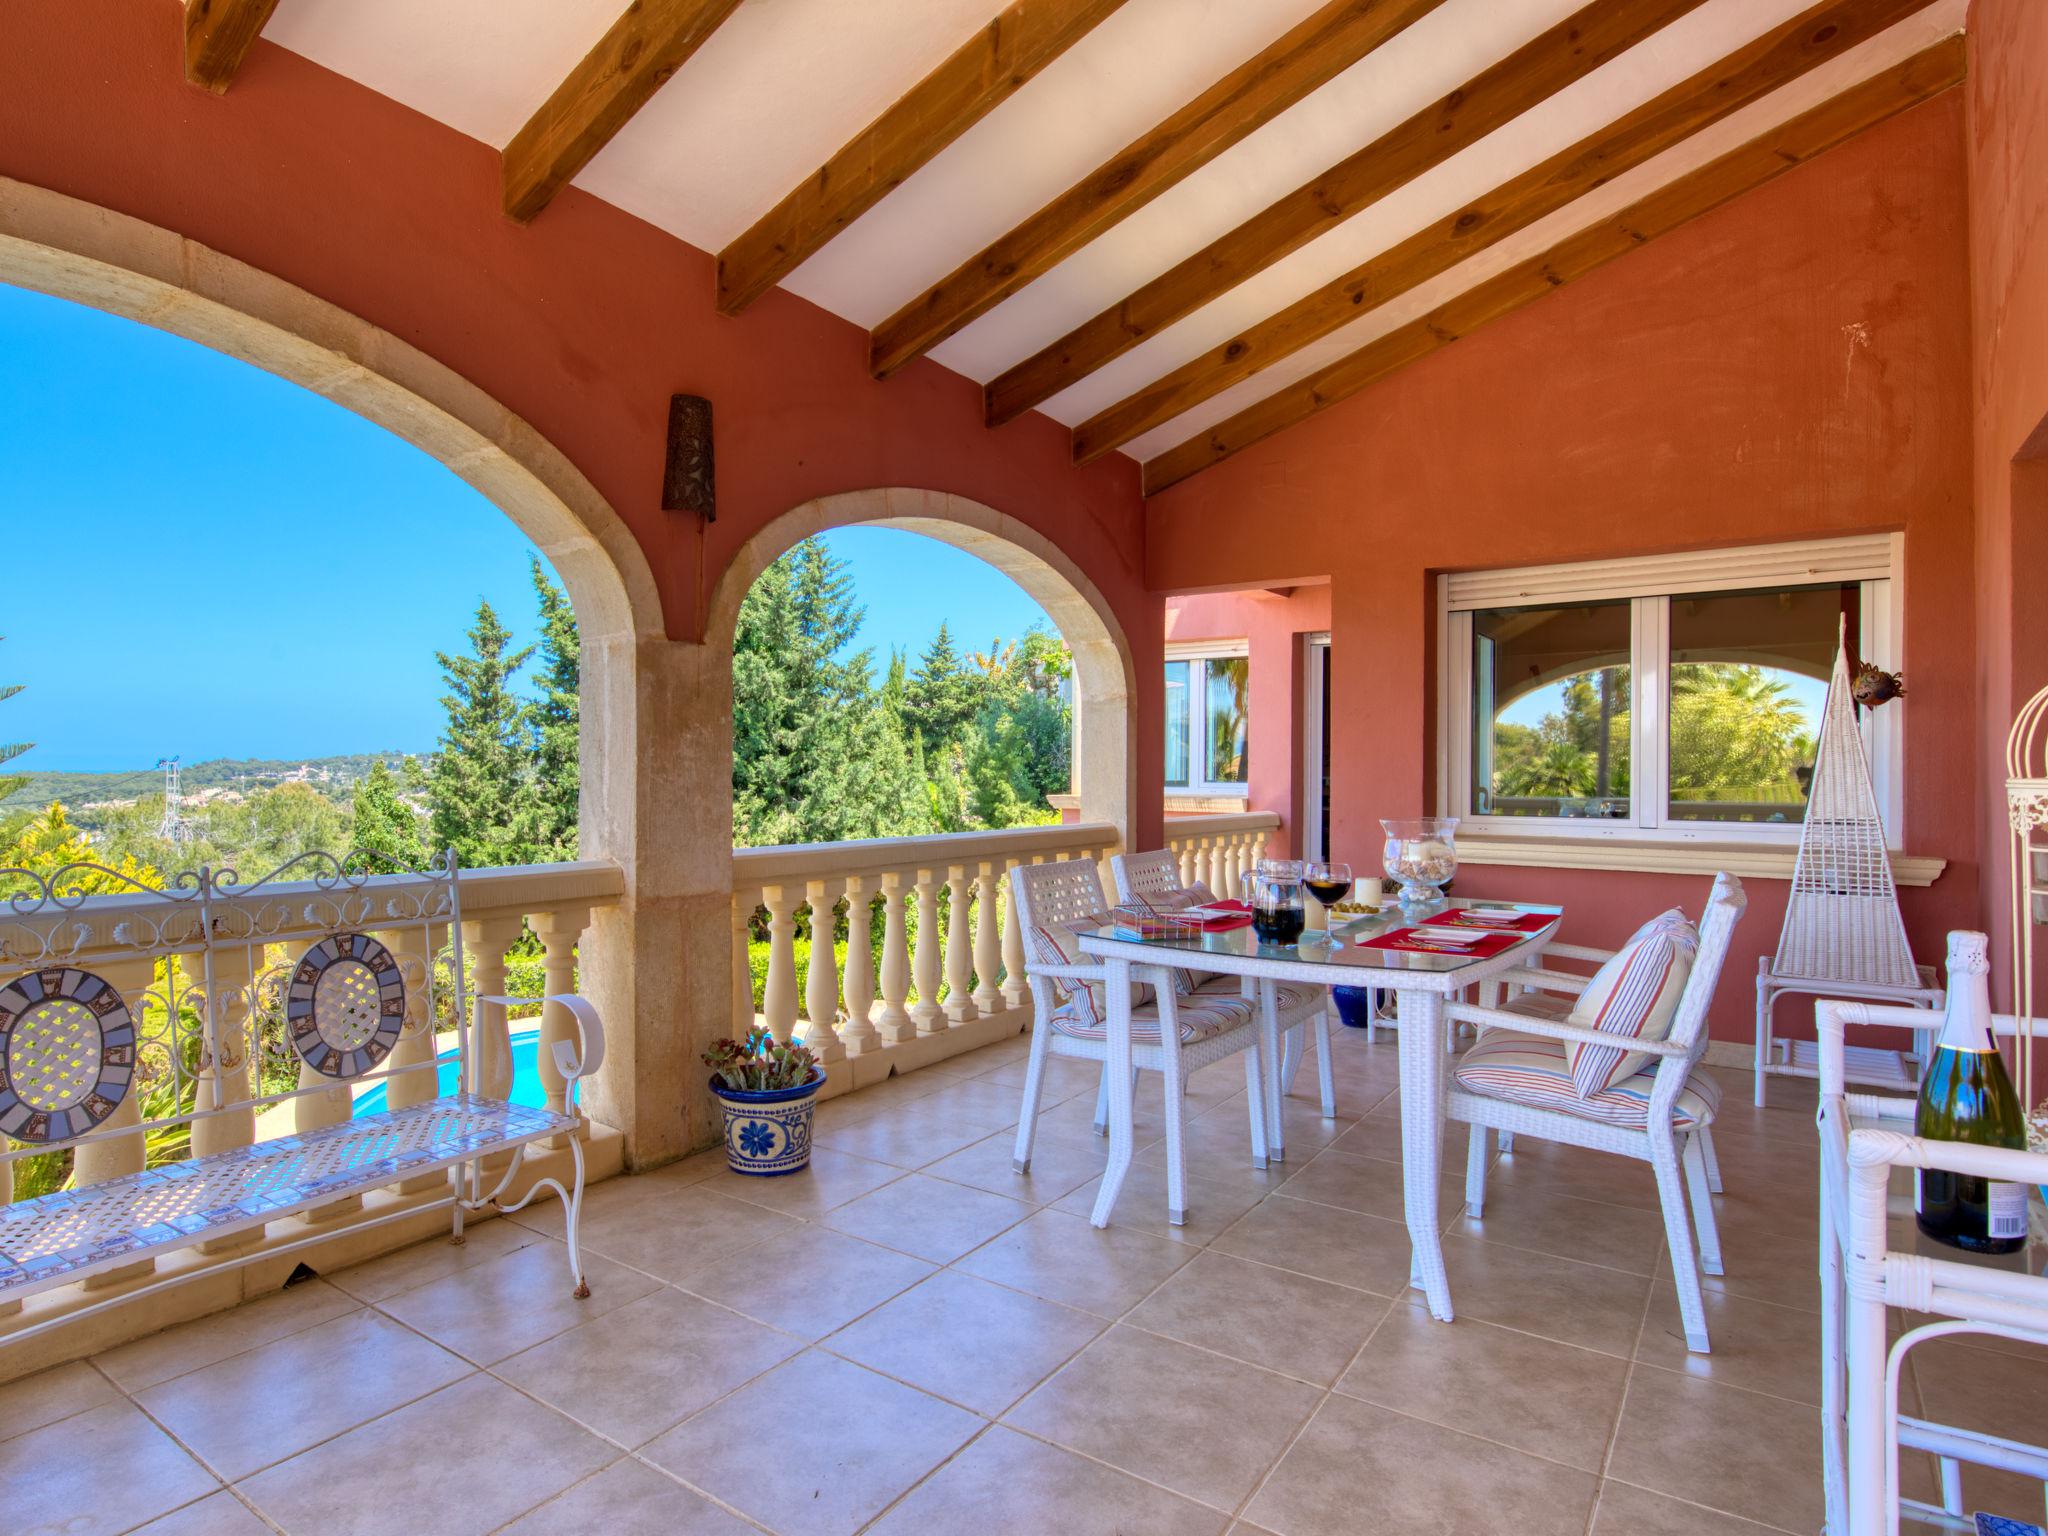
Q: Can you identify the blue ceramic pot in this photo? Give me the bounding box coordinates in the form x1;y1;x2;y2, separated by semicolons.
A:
1333;986;1379;1029
712;1068;825;1176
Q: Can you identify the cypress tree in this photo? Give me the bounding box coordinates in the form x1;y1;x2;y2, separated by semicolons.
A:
428;600;535;869
524;559;580;858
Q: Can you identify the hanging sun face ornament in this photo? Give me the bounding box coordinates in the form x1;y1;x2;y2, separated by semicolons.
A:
1852;662;1907;711
285;933;406;1079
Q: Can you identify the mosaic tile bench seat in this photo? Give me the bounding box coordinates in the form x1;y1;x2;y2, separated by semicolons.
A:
0;1095;577;1298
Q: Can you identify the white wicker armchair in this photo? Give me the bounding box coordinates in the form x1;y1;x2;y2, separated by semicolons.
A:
1444;873;1747;1353
1009;858;1270;1227
1109;847;1337;1119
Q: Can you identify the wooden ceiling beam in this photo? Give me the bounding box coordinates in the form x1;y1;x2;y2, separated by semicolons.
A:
504;0;745;224
985;0;1709;428
717;0;1130;316
866;0;1449;380
1086;0;1941;464
184;0;281;94
1142;35;1964;495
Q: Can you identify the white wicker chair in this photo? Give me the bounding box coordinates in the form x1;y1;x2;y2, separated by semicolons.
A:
1009;858;1270;1226
1109;847;1336;1119
1445;873;1747;1353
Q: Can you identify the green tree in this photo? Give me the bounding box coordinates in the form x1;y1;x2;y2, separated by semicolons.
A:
1669;664;1812;806
428;600;536;870
350;759;428;868
905;622;982;756
523;559;580;858
1;802;158;895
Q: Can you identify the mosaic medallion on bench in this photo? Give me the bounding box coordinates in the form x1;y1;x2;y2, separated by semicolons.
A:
286;933;406;1078
0;967;136;1142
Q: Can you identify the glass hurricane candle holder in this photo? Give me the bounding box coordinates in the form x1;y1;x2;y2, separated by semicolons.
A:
1380;817;1459;910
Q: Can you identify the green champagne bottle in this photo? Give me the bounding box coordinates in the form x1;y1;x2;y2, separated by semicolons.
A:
1914;930;2028;1255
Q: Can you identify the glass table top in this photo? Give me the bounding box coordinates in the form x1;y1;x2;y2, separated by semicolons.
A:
1083;897;1562;976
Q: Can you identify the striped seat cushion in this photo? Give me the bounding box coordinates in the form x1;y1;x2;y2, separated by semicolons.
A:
1046;985;1254;1046
1454;1031;1721;1129
1026;912;1155;1027
1194;975;1322;1021
1565;911;1697;1096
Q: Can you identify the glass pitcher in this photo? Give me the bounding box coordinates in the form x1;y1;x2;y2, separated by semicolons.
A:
1249;859;1307;945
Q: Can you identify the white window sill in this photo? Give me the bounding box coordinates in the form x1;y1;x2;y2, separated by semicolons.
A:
1457;834;1946;888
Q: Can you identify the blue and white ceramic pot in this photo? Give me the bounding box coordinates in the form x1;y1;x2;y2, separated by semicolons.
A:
712;1068;825;1176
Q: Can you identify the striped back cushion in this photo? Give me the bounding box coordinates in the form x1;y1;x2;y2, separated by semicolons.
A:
1564;910;1697;1096
1136;881;1217;995
1026;914;1155;1032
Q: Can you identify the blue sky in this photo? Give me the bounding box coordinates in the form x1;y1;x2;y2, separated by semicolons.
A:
0;283;1050;772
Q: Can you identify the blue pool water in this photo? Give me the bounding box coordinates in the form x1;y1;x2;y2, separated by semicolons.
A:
353;1028;546;1116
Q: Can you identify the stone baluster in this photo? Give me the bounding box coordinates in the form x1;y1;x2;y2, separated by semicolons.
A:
839;876;880;1054
530;906;591;1147
378;922;450;1192
187;944;262;1250
462;916;524;1178
732;887;759;1034
911;869;945;1034
944;865;978;1025
799;880;847;1065
73;956;159;1285
760;885;801;1045
875;872;915;1043
1001;861;1029;1010
972;861;1004;1015
1178;841;1198;887
1209;838;1230;898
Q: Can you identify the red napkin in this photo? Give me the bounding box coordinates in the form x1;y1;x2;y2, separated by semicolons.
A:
1356;926;1527;959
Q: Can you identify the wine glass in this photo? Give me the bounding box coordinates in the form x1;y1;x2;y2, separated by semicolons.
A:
1305;860;1352;942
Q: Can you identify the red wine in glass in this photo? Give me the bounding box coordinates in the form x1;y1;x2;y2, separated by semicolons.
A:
1306;861;1353;910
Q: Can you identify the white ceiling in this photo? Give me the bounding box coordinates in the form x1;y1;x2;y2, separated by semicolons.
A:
264;0;1968;467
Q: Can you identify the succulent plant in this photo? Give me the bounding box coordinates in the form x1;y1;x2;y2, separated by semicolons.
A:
704;1026;819;1093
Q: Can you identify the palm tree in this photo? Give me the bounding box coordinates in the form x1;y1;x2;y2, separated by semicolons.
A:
1669;665;1812;804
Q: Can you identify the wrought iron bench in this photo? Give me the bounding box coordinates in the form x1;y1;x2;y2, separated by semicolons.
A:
0;851;603;1343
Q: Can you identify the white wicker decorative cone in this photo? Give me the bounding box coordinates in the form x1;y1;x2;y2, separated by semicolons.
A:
1771;617;1918;989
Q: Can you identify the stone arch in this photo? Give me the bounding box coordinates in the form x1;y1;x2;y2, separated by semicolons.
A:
0;176;674;1153
706;487;1137;840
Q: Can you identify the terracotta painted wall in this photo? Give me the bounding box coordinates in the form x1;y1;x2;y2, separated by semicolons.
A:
0;0;1163;842
1967;0;2048;1008
1146;93;1978;1044
1164;587;1332;855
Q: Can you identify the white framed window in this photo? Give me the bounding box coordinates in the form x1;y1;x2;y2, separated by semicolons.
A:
1438;534;1903;845
1165;642;1250;796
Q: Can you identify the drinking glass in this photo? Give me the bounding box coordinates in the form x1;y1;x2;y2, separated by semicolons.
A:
1305;860;1352;943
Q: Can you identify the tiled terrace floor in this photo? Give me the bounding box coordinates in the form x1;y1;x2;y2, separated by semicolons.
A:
3;1023;2041;1536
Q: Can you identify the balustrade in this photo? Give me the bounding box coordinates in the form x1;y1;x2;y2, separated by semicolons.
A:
1162;812;1280;899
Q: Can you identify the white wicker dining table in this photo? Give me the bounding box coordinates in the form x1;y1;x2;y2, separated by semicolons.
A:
1077;899;1562;1323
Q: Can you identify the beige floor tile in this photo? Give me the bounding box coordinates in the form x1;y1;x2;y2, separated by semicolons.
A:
1667;1224;1821;1315
825;1268;1104;1415
1607;1366;1825;1532
538;1179;803;1285
1055;1160;1270;1245
641;1148;732;1187
327;1210;538;1302
927;1125;1112;1203
1435;1234;1653;1357
129;1491;275;1536
693;1146;905;1217
642;1351;980;1536
911;1077;1035;1131
813;1104;999;1168
1325;1109;1411;1163
238;1375;616;1536
1277;1146;1466;1226
823;1171;1033;1262
1005;1325;1320;1511
93;1276;358;1390
1244;1393;1599;1536
1453;1182;1669;1274
956;1207;1194;1317
977;1053;1107;1094
1035;1089;1172;1146
866;1425;1230;1536
0;1400;219;1536
494;1286;802;1446
376;1241;660;1364
681;1224;934;1339
1208;1194;1413;1296
1126;1249;1390;1385
1638;1281;1823;1404
1909;1332;2048;1520
1131;1131;1296;1196
137;1308;469;1480
0;1358;120;1443
1590;1480;1794;1535
1337;1304;1629;1471
1484;1138;1667;1212
496;1455;759;1535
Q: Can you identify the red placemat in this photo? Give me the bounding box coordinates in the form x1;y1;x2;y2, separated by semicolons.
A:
1356;926;1527;958
1429;909;1555;934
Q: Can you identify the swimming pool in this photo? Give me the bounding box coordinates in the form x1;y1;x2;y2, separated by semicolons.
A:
352;1028;547;1116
